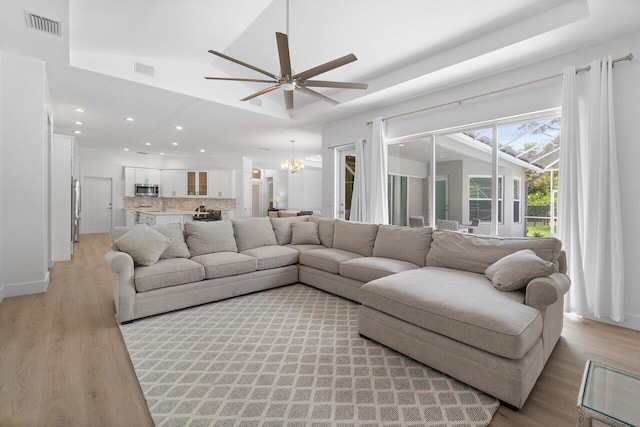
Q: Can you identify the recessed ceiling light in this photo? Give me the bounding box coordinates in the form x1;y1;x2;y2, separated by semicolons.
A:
398;143;405;147
74;108;84;113
144;142;151;146
74;130;81;134
125;117;134;122
175;126;183;130
172;142;179;146
74;121;84;125
159;152;165;155
200;149;205;153
124;148;130;151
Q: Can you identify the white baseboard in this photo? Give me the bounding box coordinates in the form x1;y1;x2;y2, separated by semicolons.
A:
0;272;50;304
579;312;640;332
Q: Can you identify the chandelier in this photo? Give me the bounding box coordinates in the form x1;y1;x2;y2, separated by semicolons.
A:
281;140;304;173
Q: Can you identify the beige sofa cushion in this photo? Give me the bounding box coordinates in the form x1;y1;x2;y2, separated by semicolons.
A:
114;225;171;266
332;220;378;257
373;225;432;267
310;217;336;248
184;221;238;256
360;267;542;359
270;216;309;245
299;248;363;274
241;245;300;270
485;249;557;291
150;223;190;259
284;244;327;253
291;222;321;245
233;218;278;252
190;252;258;279
134;258;205;292
340;257;419;283
426;230;562;274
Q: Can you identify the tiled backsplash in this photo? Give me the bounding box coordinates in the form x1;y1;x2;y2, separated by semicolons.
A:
123;197;236;211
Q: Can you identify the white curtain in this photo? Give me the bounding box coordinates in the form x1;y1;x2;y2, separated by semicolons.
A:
369;117;389;224
561;56;625;322
349;139;367;222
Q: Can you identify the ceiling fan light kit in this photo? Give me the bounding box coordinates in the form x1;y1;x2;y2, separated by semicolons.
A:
204;1;367;111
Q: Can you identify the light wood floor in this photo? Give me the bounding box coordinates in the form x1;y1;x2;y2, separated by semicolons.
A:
1;233;639;426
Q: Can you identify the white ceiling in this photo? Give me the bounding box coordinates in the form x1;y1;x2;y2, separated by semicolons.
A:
1;0;640;168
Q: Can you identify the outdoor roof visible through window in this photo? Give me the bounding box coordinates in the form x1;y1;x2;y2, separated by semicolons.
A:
462;117;561;171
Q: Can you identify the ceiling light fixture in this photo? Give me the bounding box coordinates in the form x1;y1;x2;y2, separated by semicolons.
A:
125;117;134;122
200;149;205;153
398;143;405;147
172;142;179;146
281;140;304;174
124;148;130;151
74;130;81;134
159;152;165;155
144;142;151;146
175;126;183;130
75;121;84;125
74;108;84;113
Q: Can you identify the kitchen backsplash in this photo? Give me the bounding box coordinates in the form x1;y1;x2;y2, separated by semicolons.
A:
123;197;236;211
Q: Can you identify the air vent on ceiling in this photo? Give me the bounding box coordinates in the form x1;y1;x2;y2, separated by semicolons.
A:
137;152;148;155
134;62;155;77
24;11;61;36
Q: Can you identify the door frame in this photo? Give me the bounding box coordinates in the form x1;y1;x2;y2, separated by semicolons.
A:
251;181;263;217
335;145;356;220
82;176;113;233
435;175;449;220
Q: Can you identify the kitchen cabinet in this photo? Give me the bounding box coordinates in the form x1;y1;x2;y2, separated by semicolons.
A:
187;170;209;196
209;170;235;198
161;170;186;198
135;168;160;185
125;210;138;226
124;167;135;197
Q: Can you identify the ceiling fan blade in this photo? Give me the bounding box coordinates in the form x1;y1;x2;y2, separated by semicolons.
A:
302;80;368;90
297;86;339;105
240;85;280;102
284;90;294;110
293;54;357;81
205;77;276;83
208;49;278;80
276;32;292;78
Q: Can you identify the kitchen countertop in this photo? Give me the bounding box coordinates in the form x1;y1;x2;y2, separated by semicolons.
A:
126;208;198;215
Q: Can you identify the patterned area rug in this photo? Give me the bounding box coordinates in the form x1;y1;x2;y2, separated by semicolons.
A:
119;284;499;426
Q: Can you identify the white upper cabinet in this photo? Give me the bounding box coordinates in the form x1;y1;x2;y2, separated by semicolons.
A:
209;170;235;198
161;170;187;198
134;168;160;185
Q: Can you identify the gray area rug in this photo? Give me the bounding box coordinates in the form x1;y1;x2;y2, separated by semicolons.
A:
120;284;499;426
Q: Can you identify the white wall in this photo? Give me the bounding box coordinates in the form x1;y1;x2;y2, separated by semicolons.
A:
322;31;640;330
51;134;73;261
79;147;243;227
0;51;51;302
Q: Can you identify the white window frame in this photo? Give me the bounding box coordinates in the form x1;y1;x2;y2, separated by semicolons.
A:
468;175;503;224
513;177;522;223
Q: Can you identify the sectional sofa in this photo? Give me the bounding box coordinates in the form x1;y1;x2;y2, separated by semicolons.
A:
105;216;570;408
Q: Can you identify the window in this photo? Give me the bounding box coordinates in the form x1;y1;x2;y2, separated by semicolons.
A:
513;178;522;223
469;176;503;223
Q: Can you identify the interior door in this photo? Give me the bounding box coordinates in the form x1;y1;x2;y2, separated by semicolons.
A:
252;183;262;217
338;147;356;220
82;177;112;233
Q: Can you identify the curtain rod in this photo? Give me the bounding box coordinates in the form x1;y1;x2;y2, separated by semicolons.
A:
366;53;633;126
328;139;366;150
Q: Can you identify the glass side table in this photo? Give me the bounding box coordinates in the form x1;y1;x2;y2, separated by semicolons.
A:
577;360;640;426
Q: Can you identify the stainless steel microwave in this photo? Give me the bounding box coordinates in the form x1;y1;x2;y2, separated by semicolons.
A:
135;184;159;196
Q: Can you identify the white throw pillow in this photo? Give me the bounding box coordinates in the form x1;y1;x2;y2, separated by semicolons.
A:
115;225;171;266
485;249;556;291
291;222;321;245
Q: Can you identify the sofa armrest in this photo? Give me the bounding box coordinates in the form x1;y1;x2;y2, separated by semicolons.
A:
525;273;571;312
104;251;136;323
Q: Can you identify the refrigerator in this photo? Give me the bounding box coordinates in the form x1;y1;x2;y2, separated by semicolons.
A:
71;178;81;242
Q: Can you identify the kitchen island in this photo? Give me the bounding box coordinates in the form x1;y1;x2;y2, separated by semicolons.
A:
125;208;234;226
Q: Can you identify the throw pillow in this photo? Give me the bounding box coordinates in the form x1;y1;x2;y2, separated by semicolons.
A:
485;249;556;291
184;221;238;256
291;222;321;245
233;217;278;252
150;223;190;259
114;224;171;266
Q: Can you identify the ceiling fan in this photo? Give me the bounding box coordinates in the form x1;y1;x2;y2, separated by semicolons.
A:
204;14;368;110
